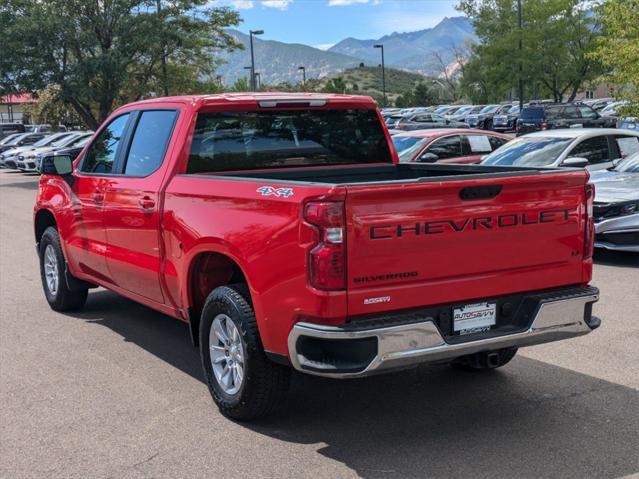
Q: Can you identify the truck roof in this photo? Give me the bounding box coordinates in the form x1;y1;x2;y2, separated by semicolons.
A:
123;92;378;109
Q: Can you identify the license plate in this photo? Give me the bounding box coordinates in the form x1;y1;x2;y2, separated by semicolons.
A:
453;302;497;335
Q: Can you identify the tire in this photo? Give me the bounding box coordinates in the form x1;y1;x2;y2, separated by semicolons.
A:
199;284;290;420
39;226;88;311
451;347;518;371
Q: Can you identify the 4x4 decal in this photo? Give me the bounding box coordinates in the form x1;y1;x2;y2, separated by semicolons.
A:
256;186;294;198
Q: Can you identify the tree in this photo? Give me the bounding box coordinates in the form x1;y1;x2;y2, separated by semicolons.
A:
591;0;639;116
0;0;241;129
457;0;603;103
22;84;83;127
322;77;347;94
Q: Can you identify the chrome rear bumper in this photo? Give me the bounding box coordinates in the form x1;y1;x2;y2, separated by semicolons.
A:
288;287;600;378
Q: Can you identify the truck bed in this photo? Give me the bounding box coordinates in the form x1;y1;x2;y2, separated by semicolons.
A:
217;163;560;185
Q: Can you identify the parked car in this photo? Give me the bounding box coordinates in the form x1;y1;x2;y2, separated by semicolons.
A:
16;132;93;172
599;101;629;118
36;141;92;174
444;105;472;121
1;132;76;169
457;105;485;124
589;153;639;252
492;105;521;132
395;113;469;131
617;116;637;130
517;104;617;135
392;129;511;163
482;129;639;170
24;124;68;133
34;93;600;420
466;104;509;130
0;133;47;159
0;122;26;139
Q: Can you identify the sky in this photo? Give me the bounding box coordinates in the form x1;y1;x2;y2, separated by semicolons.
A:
210;0;461;49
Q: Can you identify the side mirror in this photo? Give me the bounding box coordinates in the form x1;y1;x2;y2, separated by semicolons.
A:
561;157;589;168
41;155;74;185
419;152;439;163
611;158;623;167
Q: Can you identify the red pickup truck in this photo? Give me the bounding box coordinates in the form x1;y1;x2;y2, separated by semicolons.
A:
35;93;600;420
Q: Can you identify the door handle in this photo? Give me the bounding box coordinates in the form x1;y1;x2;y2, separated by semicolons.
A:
92;191;105;204
138;196;156;211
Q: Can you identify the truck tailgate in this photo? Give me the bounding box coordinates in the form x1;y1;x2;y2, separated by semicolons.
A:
345;171;587;315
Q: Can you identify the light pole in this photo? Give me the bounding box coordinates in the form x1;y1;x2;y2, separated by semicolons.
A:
249;29;264;91
298;66;306;88
374;44;386;108
517;0;524;110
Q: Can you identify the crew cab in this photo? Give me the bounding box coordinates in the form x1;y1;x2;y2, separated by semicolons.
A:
34;93;601;420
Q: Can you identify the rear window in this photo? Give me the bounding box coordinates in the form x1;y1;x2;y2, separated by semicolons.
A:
520;107;544;120
187;109;392;173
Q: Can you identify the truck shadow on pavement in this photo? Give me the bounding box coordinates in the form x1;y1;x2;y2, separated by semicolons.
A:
593;249;639;267
73;290;639;479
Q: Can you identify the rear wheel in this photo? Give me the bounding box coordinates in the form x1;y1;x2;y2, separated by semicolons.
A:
451;347;518;371
39;227;88;311
199;285;290;420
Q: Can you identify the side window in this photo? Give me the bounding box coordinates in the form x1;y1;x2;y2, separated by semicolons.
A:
123;110;178;176
488;135;508;150
613;135;639;158
563;106;580;119
569;136;610;164
545;106;562;119
579;106;598;119
81;113;130;174
427;135;463;159
415;115;432;122
465;134;493;153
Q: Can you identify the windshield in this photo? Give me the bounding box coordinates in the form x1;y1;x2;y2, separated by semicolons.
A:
392;136;429;162
481;136;572;166
480;105;500;114
52;134;80;147
0;134;21;145
434;106;450;114
33;134;67;147
614;154;639;172
187;109;393;173
4;133;30;145
453;106;473;116
508;105;520;114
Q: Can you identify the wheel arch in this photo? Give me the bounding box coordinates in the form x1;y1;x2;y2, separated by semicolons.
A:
34;208;57;245
186;250;255;347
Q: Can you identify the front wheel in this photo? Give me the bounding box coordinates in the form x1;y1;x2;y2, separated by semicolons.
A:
39;227;88;311
199;285;290;420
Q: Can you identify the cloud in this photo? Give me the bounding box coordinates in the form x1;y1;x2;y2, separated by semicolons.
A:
261;0;293;9
328;0;379;5
210;0;255;9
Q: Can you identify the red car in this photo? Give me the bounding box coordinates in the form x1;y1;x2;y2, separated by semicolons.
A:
392;128;512;164
34;93;599;420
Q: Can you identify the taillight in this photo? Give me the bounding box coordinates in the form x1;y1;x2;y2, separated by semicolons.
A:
304;201;346;290
584;183;595;259
540;121;548;130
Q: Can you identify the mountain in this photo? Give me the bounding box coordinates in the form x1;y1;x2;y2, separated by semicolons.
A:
216;30;363;86
329;16;476;74
215;17;476;85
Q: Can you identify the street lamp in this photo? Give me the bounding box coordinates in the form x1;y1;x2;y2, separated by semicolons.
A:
298;66;306;88
374;44;386;108
249;29;264;91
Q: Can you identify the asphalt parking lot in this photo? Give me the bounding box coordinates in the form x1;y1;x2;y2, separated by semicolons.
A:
1;170;638;479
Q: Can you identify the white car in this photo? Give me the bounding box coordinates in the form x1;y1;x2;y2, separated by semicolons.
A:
481;128;639;171
0;132;74;168
16;133;93;172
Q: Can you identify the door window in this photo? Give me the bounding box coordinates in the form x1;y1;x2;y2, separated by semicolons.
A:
414;115;432;122
123;110;177;176
488;135;509;150
569;136;610;164
465;135;493;153
545;106;562;119
426;135;463;159
579;106;598;119
562;106;580;119
81;114;130;174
